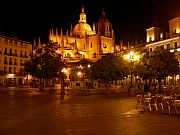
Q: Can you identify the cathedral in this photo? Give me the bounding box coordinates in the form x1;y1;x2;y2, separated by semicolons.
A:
48;5;115;63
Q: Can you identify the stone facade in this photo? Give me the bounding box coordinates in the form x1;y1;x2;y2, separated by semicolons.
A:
0;34;32;86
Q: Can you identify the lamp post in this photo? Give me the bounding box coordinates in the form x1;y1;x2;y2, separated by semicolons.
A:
61;68;67;95
125;51;139;95
77;71;82;82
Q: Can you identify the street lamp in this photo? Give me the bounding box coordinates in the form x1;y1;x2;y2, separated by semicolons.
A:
60;68;68;95
125;51;139;95
77;71;82;81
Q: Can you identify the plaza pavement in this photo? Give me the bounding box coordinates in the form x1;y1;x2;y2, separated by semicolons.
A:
0;86;180;135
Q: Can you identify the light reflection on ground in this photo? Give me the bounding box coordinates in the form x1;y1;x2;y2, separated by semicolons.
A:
0;90;180;135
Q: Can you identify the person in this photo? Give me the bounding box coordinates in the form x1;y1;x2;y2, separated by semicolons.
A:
137;82;142;93
144;82;150;94
128;84;132;95
3;80;7;88
121;81;124;88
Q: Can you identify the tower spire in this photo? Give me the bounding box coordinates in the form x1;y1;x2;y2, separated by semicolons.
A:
79;2;86;23
33;38;36;50
81;4;84;13
38;37;42;49
56;27;58;42
102;8;106;17
70;23;73;36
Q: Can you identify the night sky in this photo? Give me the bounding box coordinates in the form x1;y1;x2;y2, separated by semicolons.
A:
0;0;179;44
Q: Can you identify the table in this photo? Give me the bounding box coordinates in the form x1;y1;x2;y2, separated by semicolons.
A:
173;100;180;106
173;100;180;114
163;96;172;99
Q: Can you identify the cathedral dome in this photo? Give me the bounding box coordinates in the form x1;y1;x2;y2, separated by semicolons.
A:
72;22;95;37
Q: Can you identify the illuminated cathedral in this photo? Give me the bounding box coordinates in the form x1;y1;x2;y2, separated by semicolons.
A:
48;5;115;63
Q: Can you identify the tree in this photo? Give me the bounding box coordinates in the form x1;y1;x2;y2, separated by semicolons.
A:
146;47;179;93
133;48;155;80
91;53;128;88
24;42;65;92
68;58;94;82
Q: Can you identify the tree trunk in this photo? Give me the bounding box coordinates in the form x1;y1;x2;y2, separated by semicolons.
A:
39;78;44;92
61;75;65;95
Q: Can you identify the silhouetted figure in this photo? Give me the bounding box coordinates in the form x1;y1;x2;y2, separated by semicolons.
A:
144;82;150;93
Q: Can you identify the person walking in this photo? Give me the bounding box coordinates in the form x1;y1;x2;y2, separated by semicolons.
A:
144;82;150;95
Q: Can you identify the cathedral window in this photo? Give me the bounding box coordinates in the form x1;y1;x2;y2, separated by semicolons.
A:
84;43;86;50
103;43;107;48
90;42;92;48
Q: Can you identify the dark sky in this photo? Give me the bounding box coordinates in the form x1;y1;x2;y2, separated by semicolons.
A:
0;0;179;44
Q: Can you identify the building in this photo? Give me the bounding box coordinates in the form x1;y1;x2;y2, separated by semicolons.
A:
146;17;180;56
47;5;115;63
145;16;180;85
0;34;33;86
31;5;115;88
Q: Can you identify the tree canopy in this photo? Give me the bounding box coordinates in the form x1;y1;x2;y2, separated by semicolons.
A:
24;42;65;80
134;47;179;93
148;47;179;80
91;53;128;82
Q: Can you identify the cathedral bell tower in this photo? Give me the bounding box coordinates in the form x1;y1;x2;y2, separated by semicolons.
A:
79;5;86;23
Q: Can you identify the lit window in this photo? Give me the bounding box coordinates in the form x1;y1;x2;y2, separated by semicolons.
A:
160;33;163;39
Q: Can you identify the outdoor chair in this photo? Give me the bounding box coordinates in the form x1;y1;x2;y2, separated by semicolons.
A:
143;95;152;111
136;95;144;111
156;95;164;111
163;98;177;115
149;96;158;111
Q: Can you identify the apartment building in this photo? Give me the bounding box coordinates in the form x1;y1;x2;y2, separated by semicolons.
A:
146;17;180;59
0;34;32;86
